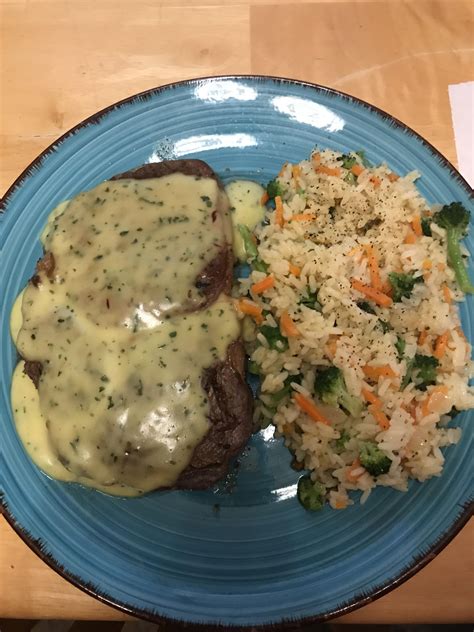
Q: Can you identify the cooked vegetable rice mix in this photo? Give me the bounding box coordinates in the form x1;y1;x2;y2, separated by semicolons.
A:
237;149;474;510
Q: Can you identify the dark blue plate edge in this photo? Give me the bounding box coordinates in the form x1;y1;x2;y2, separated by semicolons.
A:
0;74;473;629
1;494;472;629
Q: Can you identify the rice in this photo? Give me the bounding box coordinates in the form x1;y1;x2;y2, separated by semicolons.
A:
238;149;474;509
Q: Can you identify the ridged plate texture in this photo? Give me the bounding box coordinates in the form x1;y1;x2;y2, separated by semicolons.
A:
0;76;472;627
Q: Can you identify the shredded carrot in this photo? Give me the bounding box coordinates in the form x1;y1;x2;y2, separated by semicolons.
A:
368;404;390;430
420;397;430;418
236;298;263;323
311;152;321;167
404;229;417;244
442;284;452;304
347;246;362;257
289;213;316;223
280;310;299;338
422;261;432;282
381;281;393;296
288;263;301;277
363;245;383;291
361;386;383;408
251;275;274;295
274;195;284;227
278;162;288;178
411;215;423;237
433;331;449;359
388;172;399;182
346;458;363;482
437;262;446;271
334;500;347;510
418;329;428;345
421;385;449;417
402;402;417;420
370;176;381;188
325;335;340;359
362;364;397;380
260;191;269;206
292;164;301;184
293;392;331;426
351;164;364;177
351;279;393;307
316;165;341;177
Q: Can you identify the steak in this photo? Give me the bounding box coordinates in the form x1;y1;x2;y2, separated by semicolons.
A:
23;159;253;492
176;340;253;489
24;360;43;389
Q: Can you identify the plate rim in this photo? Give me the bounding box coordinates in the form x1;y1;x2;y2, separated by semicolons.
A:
1;495;473;629
1;74;473;629
1;74;473;211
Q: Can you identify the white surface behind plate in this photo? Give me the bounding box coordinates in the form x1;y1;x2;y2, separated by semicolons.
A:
448;81;474;188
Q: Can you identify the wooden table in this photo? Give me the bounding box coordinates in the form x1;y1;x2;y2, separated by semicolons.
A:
1;0;473;623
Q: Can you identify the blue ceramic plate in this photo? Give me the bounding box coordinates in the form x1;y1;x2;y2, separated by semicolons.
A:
1;76;473;627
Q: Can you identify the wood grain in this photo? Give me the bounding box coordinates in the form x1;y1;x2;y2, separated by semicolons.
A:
1;516;472;622
0;0;251;192
251;0;474;165
1;0;473;623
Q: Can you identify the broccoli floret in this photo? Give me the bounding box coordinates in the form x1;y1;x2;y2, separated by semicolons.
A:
356;150;371;167
335;428;351;451
421;216;432;236
314;366;363;417
266;179;284;200
400;357;414;390
260;324;289;352
395;336;406;360
253;258;269;273
359;441;392;476
357;301;376;314
379;319;392;333
237;225;268;272
237;224;258;259
388;272;423;302
357;302;393;334
340;154;357;169
344;172;357;185
248;360;261;375
412;354;439;390
433;202;474;293
297;475;326;511
401;353;439;391
300;287;322;311
265;373;302;409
